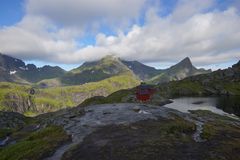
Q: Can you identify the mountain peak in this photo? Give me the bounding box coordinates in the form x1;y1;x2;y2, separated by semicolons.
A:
180;57;192;65
173;57;193;69
101;55;119;62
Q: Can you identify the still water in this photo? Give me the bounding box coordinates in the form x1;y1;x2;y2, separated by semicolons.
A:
165;96;240;117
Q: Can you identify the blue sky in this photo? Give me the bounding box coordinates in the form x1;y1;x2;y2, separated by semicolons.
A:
0;0;24;26
0;0;239;71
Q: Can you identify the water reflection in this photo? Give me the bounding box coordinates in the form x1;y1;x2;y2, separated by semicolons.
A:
165;96;240;117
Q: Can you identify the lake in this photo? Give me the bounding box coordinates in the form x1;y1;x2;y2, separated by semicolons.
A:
165;96;240;117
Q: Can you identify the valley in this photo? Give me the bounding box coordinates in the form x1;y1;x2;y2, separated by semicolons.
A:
1;1;240;159
0;53;211;115
0;53;239;160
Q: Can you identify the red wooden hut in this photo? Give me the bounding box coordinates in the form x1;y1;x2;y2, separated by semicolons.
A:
136;83;155;102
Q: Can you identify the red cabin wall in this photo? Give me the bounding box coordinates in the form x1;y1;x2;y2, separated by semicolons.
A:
136;86;156;102
137;94;150;101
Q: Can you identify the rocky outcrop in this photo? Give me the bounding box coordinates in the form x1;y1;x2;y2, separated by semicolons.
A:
35;103;240;160
0;111;27;128
2;94;35;113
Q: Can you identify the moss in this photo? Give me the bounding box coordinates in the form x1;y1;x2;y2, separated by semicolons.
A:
164;116;196;135
23;111;38;117
79;88;136;107
200;118;240;160
224;82;240;95
201;123;217;140
189;110;240;158
169;80;204;96
0;128;14;139
0;125;70;160
35;97;62;109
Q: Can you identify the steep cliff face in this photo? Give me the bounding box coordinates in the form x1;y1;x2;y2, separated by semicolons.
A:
2;94;35;113
0;83;33;113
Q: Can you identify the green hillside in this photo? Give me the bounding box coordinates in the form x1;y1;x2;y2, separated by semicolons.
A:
60;55;133;85
0;73;140;116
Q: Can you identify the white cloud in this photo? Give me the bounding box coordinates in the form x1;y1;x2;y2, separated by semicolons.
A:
0;15;77;61
68;7;240;65
0;0;239;67
26;0;146;28
171;0;215;21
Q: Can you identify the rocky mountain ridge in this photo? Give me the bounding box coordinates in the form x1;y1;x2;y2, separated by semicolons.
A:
0;53;66;83
149;57;211;84
0;53;211;86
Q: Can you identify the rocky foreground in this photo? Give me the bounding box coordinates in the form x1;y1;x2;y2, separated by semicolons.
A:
0;103;240;160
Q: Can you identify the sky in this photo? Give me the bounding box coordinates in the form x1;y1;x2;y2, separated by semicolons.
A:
0;0;239;71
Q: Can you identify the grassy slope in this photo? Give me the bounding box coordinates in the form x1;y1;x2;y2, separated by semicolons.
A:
35;73;139;110
0;73;140;115
157;80;240;97
60;55;133;85
0;125;70;160
0;83;31;111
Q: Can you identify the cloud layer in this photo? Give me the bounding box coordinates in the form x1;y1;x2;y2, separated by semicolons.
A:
0;0;239;66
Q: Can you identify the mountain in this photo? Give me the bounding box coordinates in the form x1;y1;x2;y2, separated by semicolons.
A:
19;65;66;83
0;53;211;86
78;60;240;114
157;60;240;96
0;53;29;83
58;55;138;85
0;53;66;83
121;60;160;80
38;56;211;87
149;57;211;84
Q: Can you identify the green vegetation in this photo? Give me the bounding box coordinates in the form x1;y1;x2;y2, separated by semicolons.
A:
0;128;14;139
80;88;135;106
0;125;70;160
0;73;139;115
224;82;240;95
193;110;240;160
189;110;240;159
157;80;204;97
60;55;134;85
0;82;31;113
156;79;240;98
37;73;139;109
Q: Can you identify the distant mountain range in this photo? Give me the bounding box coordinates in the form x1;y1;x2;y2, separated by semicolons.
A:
0;53;211;86
0;53;66;84
80;60;240;109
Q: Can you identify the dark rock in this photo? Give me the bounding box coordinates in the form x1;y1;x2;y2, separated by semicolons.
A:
0;112;26;129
